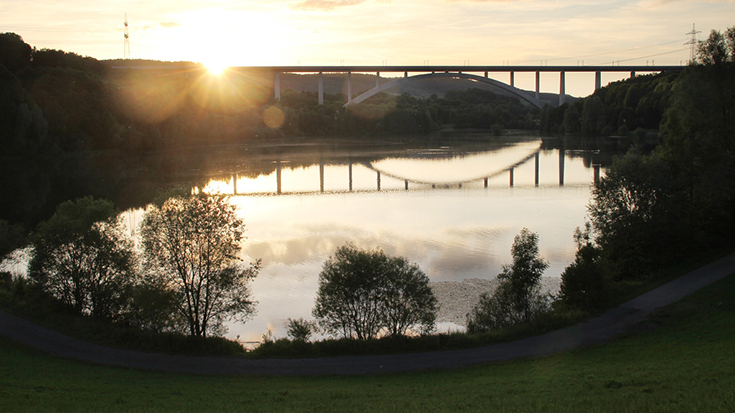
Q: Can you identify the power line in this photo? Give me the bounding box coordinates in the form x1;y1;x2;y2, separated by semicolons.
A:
592;48;689;66
516;39;688;64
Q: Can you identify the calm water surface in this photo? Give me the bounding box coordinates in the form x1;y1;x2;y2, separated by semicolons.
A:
196;135;599;341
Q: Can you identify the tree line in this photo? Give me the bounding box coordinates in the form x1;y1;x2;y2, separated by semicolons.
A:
540;72;679;139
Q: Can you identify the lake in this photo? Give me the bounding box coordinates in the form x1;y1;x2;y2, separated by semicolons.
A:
1;132;605;342
181;133;603;342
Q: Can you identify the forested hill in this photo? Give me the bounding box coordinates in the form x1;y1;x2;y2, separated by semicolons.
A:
540;72;680;141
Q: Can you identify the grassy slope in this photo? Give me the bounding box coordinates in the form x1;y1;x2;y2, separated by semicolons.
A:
1;275;734;413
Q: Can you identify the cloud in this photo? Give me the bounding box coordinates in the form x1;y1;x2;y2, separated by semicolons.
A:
160;22;182;29
289;0;366;11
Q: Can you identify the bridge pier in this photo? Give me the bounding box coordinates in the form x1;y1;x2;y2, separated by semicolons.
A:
231;148;582;194
510;71;515;88
509;167;514;187
349;161;353;191
376;72;380;87
559;148;565;186
559;71;566;106
276;160;282;195
595;71;602;90
318;72;324;105
535;71;540;102
275;72;281;101
347;72;352;103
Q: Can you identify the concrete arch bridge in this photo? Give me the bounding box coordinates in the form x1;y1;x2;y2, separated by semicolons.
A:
345;72;543;109
268;65;685;107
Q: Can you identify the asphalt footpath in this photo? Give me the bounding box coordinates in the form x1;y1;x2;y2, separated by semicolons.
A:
2;253;734;376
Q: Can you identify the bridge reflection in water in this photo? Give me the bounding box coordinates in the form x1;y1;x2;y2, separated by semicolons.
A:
194;140;603;341
211;145;602;197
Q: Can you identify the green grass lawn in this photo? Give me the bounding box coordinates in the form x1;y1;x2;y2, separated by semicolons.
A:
2;274;734;413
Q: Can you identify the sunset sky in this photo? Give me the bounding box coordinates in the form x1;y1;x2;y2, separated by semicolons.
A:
3;0;734;95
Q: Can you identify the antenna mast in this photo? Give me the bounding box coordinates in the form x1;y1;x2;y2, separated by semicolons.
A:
685;23;701;64
124;13;131;60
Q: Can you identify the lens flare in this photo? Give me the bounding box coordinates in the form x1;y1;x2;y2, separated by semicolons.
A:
263;106;286;129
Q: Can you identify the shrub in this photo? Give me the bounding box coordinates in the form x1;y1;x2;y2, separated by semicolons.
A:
559;244;607;311
286;318;316;342
313;244;438;340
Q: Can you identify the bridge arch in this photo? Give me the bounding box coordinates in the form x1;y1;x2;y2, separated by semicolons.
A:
362;144;542;186
345;72;543;109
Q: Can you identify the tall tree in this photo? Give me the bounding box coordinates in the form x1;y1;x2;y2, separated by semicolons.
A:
467;228;549;332
497;228;549;322
29;197;135;318
141;194;260;337
660;26;735;243
589;149;684;280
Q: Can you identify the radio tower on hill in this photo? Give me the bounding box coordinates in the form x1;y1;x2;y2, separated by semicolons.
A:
685;23;700;64
123;13;131;60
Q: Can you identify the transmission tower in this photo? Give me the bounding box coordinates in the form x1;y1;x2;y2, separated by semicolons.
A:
685;23;700;64
124;13;131;60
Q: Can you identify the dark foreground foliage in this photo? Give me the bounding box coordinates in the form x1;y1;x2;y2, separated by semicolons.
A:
0;276;245;356
253;308;588;358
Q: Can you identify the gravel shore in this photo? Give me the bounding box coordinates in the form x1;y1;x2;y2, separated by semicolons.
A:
431;277;562;326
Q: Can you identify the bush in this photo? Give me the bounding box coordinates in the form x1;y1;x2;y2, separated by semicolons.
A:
559;224;608;311
559;244;607;311
286;318;316;342
313;244;438;340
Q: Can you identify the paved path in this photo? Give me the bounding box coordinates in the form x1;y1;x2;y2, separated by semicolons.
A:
2;253;734;376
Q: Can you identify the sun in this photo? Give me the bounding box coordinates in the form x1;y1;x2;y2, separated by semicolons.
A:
205;60;228;75
171;8;292;68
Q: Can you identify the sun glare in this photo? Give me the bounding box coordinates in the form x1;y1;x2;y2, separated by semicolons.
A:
168;8;290;67
206;61;227;75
